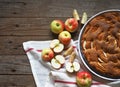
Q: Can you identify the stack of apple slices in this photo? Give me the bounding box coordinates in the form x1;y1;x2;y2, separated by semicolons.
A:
64;46;80;73
41;39;66;70
41;39;80;72
50;39;65;69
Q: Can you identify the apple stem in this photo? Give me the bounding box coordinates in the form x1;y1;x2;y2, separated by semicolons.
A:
83;75;86;79
56;23;60;26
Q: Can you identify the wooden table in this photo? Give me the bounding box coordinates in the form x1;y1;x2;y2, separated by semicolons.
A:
0;0;120;86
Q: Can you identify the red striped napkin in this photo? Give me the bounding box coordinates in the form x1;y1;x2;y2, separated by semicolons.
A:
23;40;118;87
45;70;111;87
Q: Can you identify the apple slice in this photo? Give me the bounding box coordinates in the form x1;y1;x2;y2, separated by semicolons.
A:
53;43;64;53
51;55;65;69
66;62;74;73
81;12;87;24
73;62;80;72
63;46;74;57
65;51;80;73
73;9;80;21
50;39;60;49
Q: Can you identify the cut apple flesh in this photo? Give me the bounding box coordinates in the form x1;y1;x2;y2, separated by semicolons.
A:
51;58;61;69
83;40;87;50
66;62;74;73
51;55;65;69
50;39;60;49
66;62;80;73
55;55;65;64
73;62;80;72
54;43;64;53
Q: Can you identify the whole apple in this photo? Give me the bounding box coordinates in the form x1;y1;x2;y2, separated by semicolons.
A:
50;20;64;34
76;71;92;87
58;31;71;45
65;18;78;33
41;48;54;61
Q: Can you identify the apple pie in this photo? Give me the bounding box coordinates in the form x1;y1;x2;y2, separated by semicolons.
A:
81;11;120;78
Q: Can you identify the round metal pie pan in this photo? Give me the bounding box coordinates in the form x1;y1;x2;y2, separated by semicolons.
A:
78;9;120;81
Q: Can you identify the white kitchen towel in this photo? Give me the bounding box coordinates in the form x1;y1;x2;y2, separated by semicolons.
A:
45;70;111;87
23;40;119;87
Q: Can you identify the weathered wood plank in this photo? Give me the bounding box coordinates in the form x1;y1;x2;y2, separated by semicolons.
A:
0;75;36;87
0;20;80;55
0;31;80;54
0;18;66;36
0;0;120;17
0;36;50;55
0;55;33;74
0;17;82;36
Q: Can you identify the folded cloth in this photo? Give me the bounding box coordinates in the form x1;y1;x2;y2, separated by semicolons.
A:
23;40;119;87
45;70;110;87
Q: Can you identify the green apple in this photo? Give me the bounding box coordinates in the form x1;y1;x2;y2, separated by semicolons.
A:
50;20;64;34
41;48;54;61
58;31;71;45
76;71;92;87
65;18;78;33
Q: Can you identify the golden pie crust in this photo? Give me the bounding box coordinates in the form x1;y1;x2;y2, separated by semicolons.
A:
81;11;120;77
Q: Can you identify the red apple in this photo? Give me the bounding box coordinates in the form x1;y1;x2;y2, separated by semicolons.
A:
41;48;54;61
50;20;64;34
76;71;92;87
65;18;78;33
58;31;71;45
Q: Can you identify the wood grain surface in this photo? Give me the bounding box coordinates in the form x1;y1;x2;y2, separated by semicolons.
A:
0;0;120;86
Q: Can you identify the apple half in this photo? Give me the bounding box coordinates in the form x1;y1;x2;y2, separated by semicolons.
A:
53;43;64;53
66;62;80;73
51;55;65;69
50;39;60;49
50;39;64;53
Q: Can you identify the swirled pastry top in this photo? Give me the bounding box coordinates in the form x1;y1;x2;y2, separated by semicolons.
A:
81;11;120;77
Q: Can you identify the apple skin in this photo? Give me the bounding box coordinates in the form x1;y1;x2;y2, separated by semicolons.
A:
58;31;71;45
41;48;54;61
76;71;92;87
65;18;78;33
50;20;64;34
